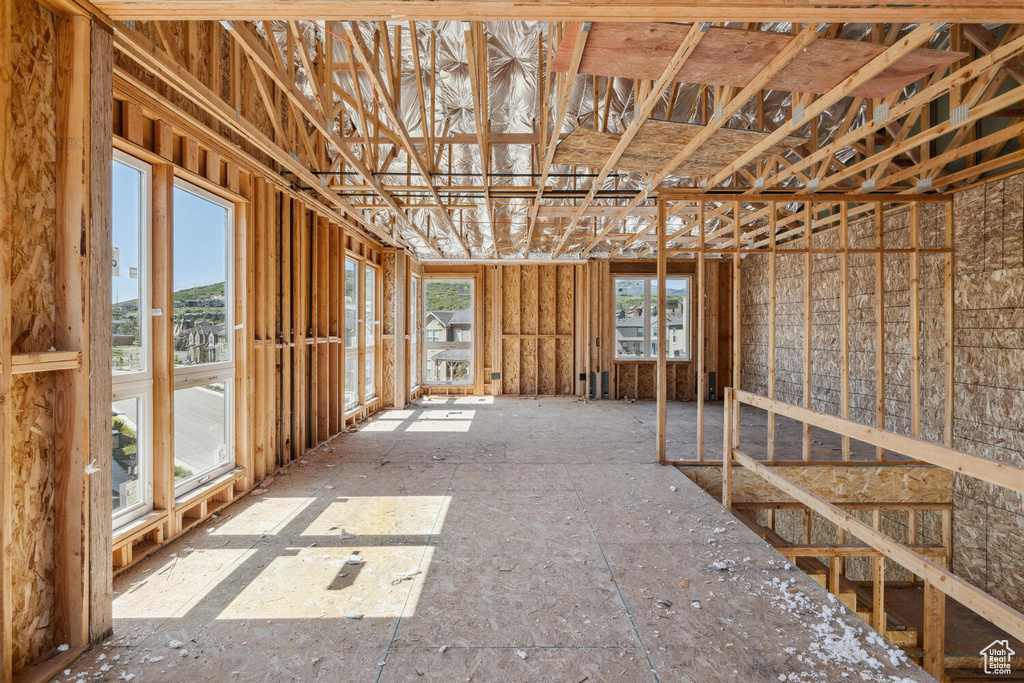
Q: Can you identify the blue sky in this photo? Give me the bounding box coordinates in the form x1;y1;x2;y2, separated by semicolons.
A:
111;160;229;304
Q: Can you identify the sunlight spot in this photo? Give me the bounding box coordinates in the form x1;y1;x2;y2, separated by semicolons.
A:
377;409;415;420
417;410;475;420
406;420;472;432
217;546;435;619
114;549;258;619
208;497;314;536
454;395;494;405
300;495;451;537
360;420;401;432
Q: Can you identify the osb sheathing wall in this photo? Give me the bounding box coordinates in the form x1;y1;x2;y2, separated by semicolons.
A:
491;264;577;396
9;0;58;669
3;0;110;675
949;173;1024;611
741;203;948;443
739;175;1024;609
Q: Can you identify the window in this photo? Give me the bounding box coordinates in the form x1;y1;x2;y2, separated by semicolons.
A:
344;258;358;410
172;180;234;495
423;279;473;385
409;276;419;391
364;264;377;401
111;151;153;527
614;276;691;361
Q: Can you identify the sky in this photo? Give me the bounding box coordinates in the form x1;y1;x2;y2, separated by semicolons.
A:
112;159;229;304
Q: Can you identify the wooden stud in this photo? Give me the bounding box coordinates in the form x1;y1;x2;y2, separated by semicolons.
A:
0;0;12;673
696;202;706;461
874;202;886;461
923;580;946;678
839;203;850;461
803;202;812;461
657;197;667;463
910;202;921;438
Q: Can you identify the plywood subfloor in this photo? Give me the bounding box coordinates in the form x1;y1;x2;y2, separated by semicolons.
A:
59;397;933;682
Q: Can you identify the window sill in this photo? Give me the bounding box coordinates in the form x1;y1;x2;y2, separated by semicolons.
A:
174;467;244;509
113;509;166;546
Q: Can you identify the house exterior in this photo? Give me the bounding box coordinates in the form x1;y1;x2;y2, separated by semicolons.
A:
615;314;689;359
174;320;229;365
424;309;472;381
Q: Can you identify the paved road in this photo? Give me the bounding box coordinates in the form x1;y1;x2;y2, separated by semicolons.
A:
174;386;228;478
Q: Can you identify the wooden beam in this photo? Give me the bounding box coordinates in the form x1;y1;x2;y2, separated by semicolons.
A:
577;24;820;255
523;23;589;255
733;389;1024;494
732;447;1024;644
113;24;391;245
0;0;13;672
656;197;667;463
92;2;1024;22
343;21;468;255
711;23;941;189
222;22;432;251
55;13;92;651
552;22;706;256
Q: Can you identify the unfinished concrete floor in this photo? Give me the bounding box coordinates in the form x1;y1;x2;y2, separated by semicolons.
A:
60;397;934;682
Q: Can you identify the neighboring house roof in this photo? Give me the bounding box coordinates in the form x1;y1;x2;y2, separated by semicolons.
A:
428;309;473;327
431;349;472;362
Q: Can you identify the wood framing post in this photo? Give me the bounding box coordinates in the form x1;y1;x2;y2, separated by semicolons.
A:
802;202;812;461
874;202;886;460
696;202;706;460
87;19;114;644
910;202;921;438
152;164;175;529
767;203;776;462
731;201;741;455
722;387;733;509
234;184;250;482
840;203;850;461
55;14;92;649
657;197;667;464
0;0;14;674
943;202;954;447
923;580;946;678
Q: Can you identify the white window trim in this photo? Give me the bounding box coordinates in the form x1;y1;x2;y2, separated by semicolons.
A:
613;275;693;362
344;257;360;411
409;276;420;392
112;150;153;383
364;263;378;401
422;278;474;387
171;178;236;496
111;387;154;529
112;150;155;529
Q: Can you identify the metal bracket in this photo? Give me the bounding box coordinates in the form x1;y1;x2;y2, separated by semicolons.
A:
862;178;876;191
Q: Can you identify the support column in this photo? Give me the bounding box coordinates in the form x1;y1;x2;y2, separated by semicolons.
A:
656;197;667;463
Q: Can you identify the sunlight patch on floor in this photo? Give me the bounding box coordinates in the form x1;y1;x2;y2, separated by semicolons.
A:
300;495;451;537
217;546;435;619
114;548;259;619
207;497;315;536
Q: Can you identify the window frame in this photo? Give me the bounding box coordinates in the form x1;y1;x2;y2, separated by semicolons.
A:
409;275;420;392
344;256;360;411
422;277;475;387
171;177;236;496
363;262;378;402
111;150;155;528
613;275;693;362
